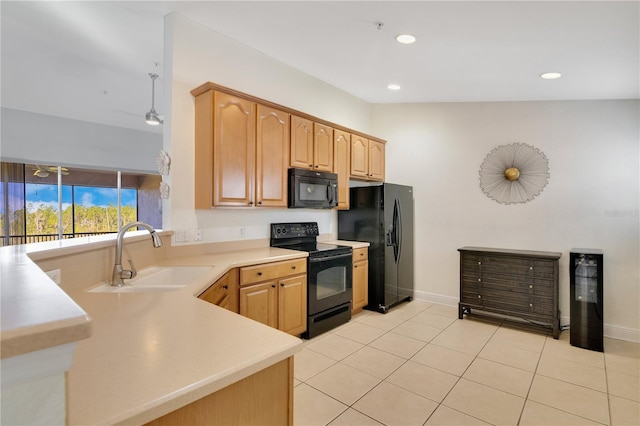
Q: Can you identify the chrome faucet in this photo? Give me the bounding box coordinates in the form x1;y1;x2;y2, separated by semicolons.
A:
111;221;163;286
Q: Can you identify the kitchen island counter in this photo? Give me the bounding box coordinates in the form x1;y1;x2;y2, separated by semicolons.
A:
4;234;306;426
66;245;306;425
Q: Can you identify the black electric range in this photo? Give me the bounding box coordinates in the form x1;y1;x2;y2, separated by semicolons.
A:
270;222;353;338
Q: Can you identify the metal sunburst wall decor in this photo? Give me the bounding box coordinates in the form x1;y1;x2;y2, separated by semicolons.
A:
479;143;550;205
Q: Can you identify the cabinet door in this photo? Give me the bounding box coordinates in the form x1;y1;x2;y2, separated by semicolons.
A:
213;92;256;206
350;135;368;178
352;260;369;312
240;281;278;328
198;269;239;313
290;115;314;170
278;275;307;336
368;140;385;181
313;123;334;172
333;130;351;210
256;105;289;207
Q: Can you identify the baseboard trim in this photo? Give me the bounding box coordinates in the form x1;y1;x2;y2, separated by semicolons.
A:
413;290;640;343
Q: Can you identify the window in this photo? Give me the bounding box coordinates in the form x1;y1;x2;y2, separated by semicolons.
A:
1;163;161;246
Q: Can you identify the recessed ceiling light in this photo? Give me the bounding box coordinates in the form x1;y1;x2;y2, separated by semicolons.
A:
396;34;416;44
540;72;562;80
387;84;401;90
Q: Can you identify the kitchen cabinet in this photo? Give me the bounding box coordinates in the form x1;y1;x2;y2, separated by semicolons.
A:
192;82;388;207
193;90;289;208
289;116;333;172
350;135;385;181
333;129;351;210
458;247;561;338
239;259;307;336
145;357;293;426
351;247;369;314
198;269;239;313
256;105;290;207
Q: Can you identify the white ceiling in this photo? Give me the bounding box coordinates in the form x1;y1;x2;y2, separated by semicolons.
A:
2;1;638;135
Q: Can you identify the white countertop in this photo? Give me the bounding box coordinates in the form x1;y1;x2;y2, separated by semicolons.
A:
66;247;307;425
1;236;368;425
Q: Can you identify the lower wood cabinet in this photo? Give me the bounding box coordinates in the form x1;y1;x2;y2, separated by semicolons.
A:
240;259;307;336
458;246;561;338
198;269;239;313
352;247;369;314
145;357;293;426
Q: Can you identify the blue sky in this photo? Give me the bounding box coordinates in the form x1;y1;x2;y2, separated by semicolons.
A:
24;184;136;210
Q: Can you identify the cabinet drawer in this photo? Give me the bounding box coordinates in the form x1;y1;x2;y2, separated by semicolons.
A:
240;258;307;286
479;256;555;279
353;247;368;261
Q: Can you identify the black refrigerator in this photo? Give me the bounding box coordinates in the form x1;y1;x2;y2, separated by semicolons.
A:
338;183;414;313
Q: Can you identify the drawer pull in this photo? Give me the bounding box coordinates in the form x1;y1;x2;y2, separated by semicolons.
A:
272;284;276;288
292;265;296;270
529;266;533;270
478;261;482;265
529;285;533;289
223;285;228;290
280;283;285;287
477;278;481;282
257;272;263;276
477;295;482;299
529;303;533;307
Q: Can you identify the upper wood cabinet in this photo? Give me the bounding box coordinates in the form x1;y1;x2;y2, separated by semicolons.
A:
350;135;385;181
192;82;387;209
333;129;351;210
368;140;385;181
290;115;314;170
290;116;333;172
194;89;289;208
313;123;334;172
256;105;289;207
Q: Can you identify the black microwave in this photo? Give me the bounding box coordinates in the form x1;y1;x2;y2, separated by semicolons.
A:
288;168;338;209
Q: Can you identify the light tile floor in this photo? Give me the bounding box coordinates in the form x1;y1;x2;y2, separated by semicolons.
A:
294;300;640;426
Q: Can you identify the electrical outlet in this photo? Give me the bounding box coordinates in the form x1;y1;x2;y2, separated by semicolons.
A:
175;229;189;242
194;228;201;241
239;226;245;238
46;269;62;285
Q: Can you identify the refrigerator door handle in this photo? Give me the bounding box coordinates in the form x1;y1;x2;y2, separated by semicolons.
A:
391;199;400;263
396;198;402;262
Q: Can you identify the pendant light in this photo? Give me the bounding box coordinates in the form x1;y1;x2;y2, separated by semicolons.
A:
145;73;163;126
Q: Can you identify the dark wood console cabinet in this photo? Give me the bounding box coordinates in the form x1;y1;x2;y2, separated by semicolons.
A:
458;247;561;339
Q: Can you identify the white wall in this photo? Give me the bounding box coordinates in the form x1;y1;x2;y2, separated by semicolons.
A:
163;13;372;242
0;108;162;173
371;100;640;340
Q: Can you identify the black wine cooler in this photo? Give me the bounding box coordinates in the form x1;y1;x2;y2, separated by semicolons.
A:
569;249;603;352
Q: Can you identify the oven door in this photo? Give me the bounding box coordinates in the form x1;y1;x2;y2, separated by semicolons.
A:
308;252;352;315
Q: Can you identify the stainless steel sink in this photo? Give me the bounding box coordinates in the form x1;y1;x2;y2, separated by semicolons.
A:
88;266;214;293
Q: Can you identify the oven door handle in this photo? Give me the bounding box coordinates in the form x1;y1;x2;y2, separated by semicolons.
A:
309;252;352;263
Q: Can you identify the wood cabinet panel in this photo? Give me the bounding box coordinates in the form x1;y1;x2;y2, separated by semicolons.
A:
256;105;289;207
198;269;239;313
239;258;307;336
352;247;369;314
350;135;368;178
213;92;256;206
240;281;278;329
146;358;293;426
368;140;385;181
278;275;307;336
313;123;334;172
458;247;561;338
290;115;314;170
333;130;351;210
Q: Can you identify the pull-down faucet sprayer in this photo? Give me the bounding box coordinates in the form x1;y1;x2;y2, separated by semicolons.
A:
111;221;162;286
